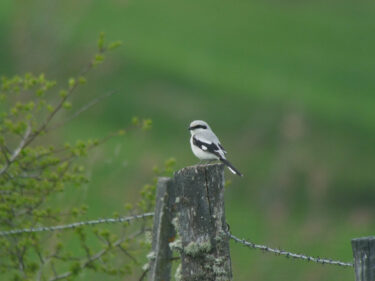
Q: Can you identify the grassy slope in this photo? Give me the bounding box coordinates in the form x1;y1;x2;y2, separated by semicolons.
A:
83;0;375;133
1;0;375;280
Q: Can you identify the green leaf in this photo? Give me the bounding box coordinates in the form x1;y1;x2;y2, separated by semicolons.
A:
47;104;54;112
59;90;67;98
131;116;139;125
93;54;105;66
142;119;152;130
78;76;87;85
68;78;76;89
97;32;105;50
108;41;123;50
63;101;72;109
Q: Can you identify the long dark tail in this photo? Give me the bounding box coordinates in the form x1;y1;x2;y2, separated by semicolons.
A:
220;158;243;177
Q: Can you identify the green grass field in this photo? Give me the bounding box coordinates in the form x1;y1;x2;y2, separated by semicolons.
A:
1;0;375;280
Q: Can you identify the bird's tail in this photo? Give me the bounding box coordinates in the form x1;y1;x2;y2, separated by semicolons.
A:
220;158;243;177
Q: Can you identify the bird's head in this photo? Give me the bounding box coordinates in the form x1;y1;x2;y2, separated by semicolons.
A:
188;120;211;135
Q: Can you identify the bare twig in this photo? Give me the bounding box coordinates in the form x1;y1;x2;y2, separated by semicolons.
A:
138;268;149;281
22;45;107;150
50;262;58;279
49;230;135;281
47;90;117;132
16;126;127;180
118;245;138;264
35;246;47;281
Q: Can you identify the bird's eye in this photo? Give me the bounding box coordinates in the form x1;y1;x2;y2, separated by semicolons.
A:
196;125;207;129
189;125;207;130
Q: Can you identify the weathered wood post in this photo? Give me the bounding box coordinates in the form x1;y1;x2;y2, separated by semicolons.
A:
172;164;232;281
148;177;176;281
149;164;232;281
352;236;375;281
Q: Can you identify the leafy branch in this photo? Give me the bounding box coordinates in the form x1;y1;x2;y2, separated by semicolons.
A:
0;33;160;281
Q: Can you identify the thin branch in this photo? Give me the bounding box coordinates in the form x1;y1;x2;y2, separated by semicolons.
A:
49;234;129;281
138;268;149;281
47;90;117;132
35;246;47;281
118;244;138;264
22;46;106;149
16;126;126;181
21;146;69;169
50;262;58;279
0;123;31;176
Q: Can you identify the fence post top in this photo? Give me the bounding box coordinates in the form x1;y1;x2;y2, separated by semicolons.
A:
174;163;225;175
351;236;375;243
157;177;172;183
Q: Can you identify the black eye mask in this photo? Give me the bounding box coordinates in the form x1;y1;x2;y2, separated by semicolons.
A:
188;125;207;130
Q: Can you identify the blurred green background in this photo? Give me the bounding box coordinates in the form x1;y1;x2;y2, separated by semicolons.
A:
1;0;375;280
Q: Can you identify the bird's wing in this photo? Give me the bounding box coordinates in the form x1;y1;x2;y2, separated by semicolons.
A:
218;143;227;154
193;135;225;159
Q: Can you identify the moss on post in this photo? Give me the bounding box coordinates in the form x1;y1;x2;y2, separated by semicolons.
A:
172;164;232;281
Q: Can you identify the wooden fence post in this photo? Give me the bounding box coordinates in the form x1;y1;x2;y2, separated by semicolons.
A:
148;177;176;281
173;164;232;281
149;164;232;281
352;236;375;281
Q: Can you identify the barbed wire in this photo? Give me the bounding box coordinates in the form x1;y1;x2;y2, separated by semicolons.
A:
0;212;154;237
0;212;354;269
229;233;353;268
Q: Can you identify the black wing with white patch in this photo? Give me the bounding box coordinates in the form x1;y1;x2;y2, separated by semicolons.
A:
193;136;223;158
218;143;226;154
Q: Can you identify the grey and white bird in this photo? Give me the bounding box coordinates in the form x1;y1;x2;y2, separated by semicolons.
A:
188;120;243;176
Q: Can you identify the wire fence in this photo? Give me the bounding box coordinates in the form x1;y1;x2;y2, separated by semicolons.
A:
0;212;154;237
229;233;353;267
0;212;353;269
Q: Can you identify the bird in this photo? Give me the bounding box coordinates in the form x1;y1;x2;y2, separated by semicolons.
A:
188;120;243;176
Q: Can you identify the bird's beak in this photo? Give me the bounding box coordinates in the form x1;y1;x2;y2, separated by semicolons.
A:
188;126;192;131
